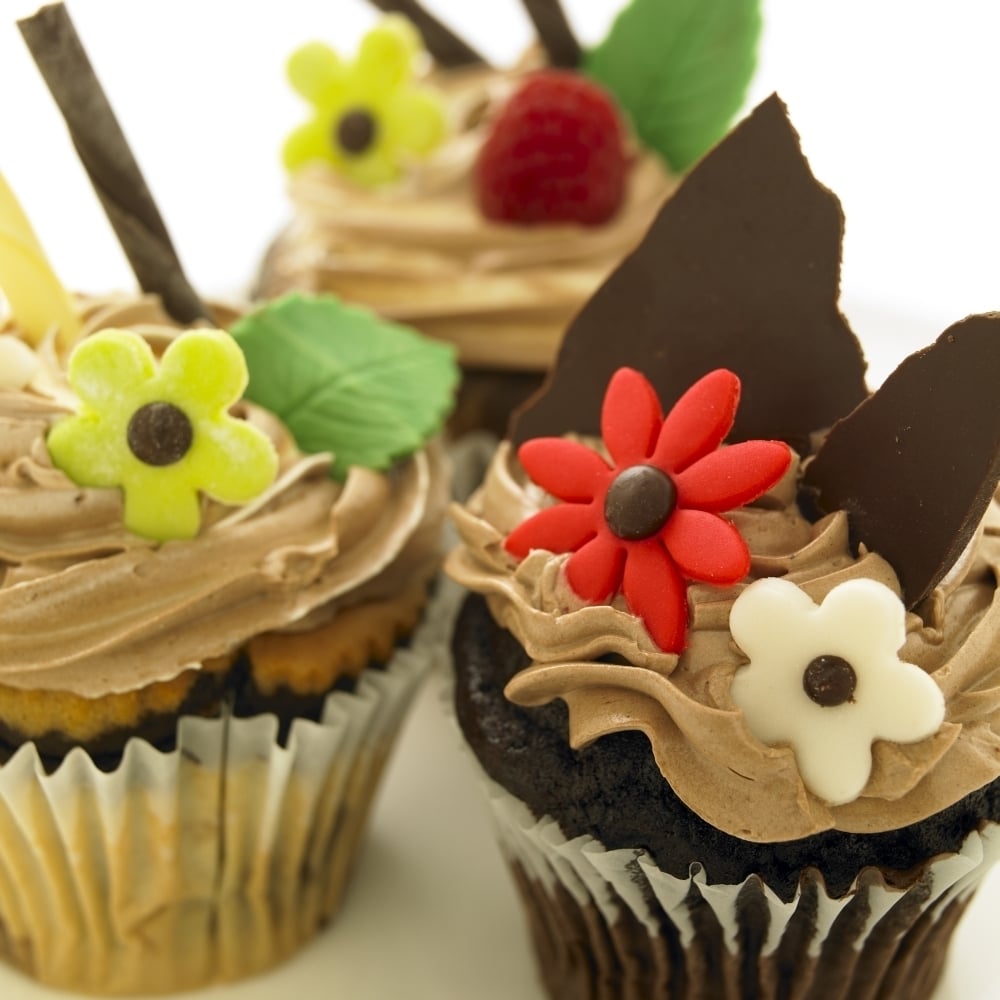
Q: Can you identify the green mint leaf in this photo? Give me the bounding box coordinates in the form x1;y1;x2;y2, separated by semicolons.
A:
231;294;458;480
584;0;761;172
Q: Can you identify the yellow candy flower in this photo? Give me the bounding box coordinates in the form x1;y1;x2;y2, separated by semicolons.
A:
47;328;278;542
283;16;447;187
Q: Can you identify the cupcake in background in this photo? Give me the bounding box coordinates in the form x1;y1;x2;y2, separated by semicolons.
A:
447;94;1000;1000
0;5;457;993
257;0;761;434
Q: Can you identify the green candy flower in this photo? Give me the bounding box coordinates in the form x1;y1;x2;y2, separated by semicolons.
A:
282;16;447;187
47;328;278;542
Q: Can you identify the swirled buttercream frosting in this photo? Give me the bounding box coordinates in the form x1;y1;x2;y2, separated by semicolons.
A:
258;59;676;371
446;441;1000;842
0;294;448;699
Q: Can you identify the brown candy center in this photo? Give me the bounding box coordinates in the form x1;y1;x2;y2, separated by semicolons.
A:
127;401;194;467
803;654;857;707
336;108;377;155
604;465;676;541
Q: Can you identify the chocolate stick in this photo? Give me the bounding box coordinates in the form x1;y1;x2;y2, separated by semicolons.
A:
366;0;489;67
518;0;581;68
18;4;212;325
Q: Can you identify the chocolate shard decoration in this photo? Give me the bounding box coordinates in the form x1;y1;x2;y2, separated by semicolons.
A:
519;0;582;68
366;0;489;67
803;314;1000;608
18;4;212;326
510;94;868;455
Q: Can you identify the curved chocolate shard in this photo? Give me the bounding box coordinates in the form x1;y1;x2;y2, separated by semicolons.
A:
366;0;489;67
519;0;582;68
510;94;868;453
803;314;1000;608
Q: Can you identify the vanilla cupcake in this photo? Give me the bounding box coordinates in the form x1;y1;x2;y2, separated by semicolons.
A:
1;5;460;987
0;288;456;993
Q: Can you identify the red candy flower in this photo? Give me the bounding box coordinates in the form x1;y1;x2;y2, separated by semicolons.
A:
505;368;791;652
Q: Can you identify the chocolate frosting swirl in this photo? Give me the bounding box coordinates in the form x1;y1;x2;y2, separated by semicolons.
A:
446;442;1000;842
0;295;448;697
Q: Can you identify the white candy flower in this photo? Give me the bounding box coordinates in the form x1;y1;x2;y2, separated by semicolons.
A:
0;334;39;390
729;577;945;805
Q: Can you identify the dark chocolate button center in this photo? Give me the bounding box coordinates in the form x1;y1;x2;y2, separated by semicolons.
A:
335;108;377;155
604;465;676;541
127;401;194;467
803;654;857;707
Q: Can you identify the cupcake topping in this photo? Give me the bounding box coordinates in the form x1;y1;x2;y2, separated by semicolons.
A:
310;0;759;210
448;95;1000;841
604;465;676;540
509;96;868;451
47;328;278;542
19;4;213;327
730;578;946;805
474;71;630;226
126;402;194;466
504;366;790;651
0;170;81;349
231;294;458;482
802;655;856;707
1;294;452;699
584;0;762;172
0;333;39;390
335;107;379;155
803;314;1000;609
283;18;447;187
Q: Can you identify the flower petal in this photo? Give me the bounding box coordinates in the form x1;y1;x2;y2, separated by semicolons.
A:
652;368;740;473
157;329;248;416
661;509;750;584
338;145;404;187
674;441;791;512
122;477;202;541
382;87;447;158
286;41;345;103
793;724;875;805
729;578;820;665
67;329;154;409
355;17;421;96
518;438;611;502
505;503;598;559
282;118;335;172
47;412;128;488
187;420;280;505
601;368;662;466
813;577;906;664
621;540;688;652
565;530;626;602
866;664;945;745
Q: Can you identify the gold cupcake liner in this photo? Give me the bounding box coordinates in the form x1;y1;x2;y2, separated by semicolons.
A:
0;593;451;996
474;770;1000;1000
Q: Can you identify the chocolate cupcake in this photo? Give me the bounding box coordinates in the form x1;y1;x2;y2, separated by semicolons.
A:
256;0;761;434
447;95;1000;1000
0;7;457;993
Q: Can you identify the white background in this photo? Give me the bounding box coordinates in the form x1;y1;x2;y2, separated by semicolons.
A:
2;1;1000;997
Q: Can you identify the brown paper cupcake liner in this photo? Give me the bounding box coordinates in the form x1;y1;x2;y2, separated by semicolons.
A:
473;770;1000;1000
0;588;452;996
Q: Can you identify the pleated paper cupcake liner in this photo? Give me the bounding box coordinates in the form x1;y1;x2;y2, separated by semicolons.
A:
0;586;453;996
473;768;1000;1000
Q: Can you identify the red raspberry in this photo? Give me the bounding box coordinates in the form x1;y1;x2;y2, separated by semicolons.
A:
474;70;629;226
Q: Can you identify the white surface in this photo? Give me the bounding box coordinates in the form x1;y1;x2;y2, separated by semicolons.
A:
2;1;1000;997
